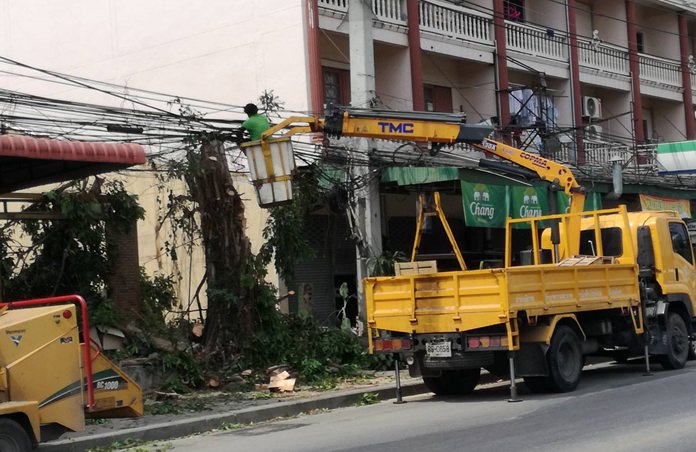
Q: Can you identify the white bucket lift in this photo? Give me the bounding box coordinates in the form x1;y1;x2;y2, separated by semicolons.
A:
242;136;296;207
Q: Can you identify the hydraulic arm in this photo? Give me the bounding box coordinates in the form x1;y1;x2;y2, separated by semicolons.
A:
254;106;587;256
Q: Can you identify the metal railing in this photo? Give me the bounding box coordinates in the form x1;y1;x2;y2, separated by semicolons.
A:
577;40;629;76
553;140;658;179
419;0;492;43
639;53;682;89
319;0;347;11
373;0;405;23
505;21;566;61
318;0;405;26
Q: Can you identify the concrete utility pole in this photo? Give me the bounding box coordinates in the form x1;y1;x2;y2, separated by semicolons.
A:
349;0;382;323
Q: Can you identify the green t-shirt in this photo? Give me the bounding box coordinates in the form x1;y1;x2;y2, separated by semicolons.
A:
242;114;271;141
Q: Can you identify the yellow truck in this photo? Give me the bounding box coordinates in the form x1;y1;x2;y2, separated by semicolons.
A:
0;295;142;450
251;106;696;395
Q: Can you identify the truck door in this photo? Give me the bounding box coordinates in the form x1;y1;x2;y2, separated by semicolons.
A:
666;221;696;305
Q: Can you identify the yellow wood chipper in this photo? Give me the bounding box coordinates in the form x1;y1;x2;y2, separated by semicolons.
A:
0;295;142;450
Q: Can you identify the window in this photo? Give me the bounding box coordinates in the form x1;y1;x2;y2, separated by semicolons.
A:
636;32;645;54
579;227;623;257
424;84;453;113
669;222;694;264
322;67;350;107
505;0;525;22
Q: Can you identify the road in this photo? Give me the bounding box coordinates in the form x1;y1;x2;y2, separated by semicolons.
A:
165;361;696;452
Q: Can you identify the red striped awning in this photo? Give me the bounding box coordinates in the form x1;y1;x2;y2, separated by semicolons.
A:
0;135;146;193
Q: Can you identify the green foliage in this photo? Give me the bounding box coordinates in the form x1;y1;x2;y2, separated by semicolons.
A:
245;314;372;385
257;89;285;118
218;422;244;431
356;392;379;406
259;168;322;282
1;179;144;327
158;350;206;391
367;250;408;277
145;399;208;415
140;269;177;332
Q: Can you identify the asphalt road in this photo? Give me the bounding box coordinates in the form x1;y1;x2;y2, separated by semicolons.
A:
166;361;696;452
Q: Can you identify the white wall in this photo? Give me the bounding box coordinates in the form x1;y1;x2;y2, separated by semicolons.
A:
0;0;311;112
637;4;680;59
649;99;687;143
0;0;305;306
525;0;565;29
421;54;496;120
452;61;497;122
375;44;412;110
594;2;627;47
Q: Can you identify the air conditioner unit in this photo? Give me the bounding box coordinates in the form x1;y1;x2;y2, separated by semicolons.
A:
582;96;602;119
585;124;603;141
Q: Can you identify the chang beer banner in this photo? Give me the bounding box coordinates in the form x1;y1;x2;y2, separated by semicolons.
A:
461;182;509;227
557;191;602;213
639;194;691;218
510;185;548;228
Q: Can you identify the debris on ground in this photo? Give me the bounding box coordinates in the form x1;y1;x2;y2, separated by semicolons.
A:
268;366;296;393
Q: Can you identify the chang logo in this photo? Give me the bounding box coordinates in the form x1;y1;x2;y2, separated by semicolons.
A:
519;187;542;218
469;183;495;220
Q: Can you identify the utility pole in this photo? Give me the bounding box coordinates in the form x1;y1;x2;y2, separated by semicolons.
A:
349;0;382;323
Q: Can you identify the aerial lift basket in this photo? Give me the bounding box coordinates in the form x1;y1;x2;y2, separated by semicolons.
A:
242;136;296;207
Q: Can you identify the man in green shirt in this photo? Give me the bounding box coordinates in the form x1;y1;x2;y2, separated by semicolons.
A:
241;103;270;141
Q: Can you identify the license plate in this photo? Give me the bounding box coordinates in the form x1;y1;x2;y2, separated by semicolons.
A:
426;341;451;358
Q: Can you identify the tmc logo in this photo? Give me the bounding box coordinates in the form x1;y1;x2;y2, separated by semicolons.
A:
378;122;414;134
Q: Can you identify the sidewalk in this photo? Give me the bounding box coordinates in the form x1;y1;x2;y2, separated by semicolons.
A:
39;373;431;452
40;370;509;451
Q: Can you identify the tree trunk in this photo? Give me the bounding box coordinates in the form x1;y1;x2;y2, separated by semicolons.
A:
185;140;253;355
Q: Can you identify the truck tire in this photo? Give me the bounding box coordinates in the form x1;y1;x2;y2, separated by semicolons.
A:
423;368;481;395
689;341;696;361
0;418;32;452
657;313;689;370
546;325;583;392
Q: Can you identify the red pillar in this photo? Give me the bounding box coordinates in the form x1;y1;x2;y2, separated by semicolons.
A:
679;13;695;140
493;0;510;128
566;0;585;165
626;0;645;144
305;0;324;115
407;0;425;111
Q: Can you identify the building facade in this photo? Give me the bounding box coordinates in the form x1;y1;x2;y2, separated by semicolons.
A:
296;0;696;325
4;0;696;324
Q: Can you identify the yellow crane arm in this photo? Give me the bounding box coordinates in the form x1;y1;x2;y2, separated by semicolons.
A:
471;138;586;215
255;107;586;257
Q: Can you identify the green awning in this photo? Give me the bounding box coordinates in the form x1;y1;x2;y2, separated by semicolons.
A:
381;167;461;186
379;166;696;201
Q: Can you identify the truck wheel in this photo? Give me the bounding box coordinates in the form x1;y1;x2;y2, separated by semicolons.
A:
658;313;689;370
423;368;481;395
546;325;583;392
689;340;696;361
0;418;32;452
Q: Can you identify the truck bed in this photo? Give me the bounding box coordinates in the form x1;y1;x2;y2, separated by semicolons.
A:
365;263;640;334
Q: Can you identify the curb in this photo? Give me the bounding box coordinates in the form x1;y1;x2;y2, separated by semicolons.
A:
39;380;429;451
40;371;505;451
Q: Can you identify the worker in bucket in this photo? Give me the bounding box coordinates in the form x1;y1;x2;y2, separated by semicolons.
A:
239;103;270;142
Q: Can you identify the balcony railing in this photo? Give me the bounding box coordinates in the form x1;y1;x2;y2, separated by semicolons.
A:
319;0;692;95
318;0;405;26
506;22;567;62
319;0;347;12
577;40;628;76
419;0;492;43
639;54;682;89
554;140;658;180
